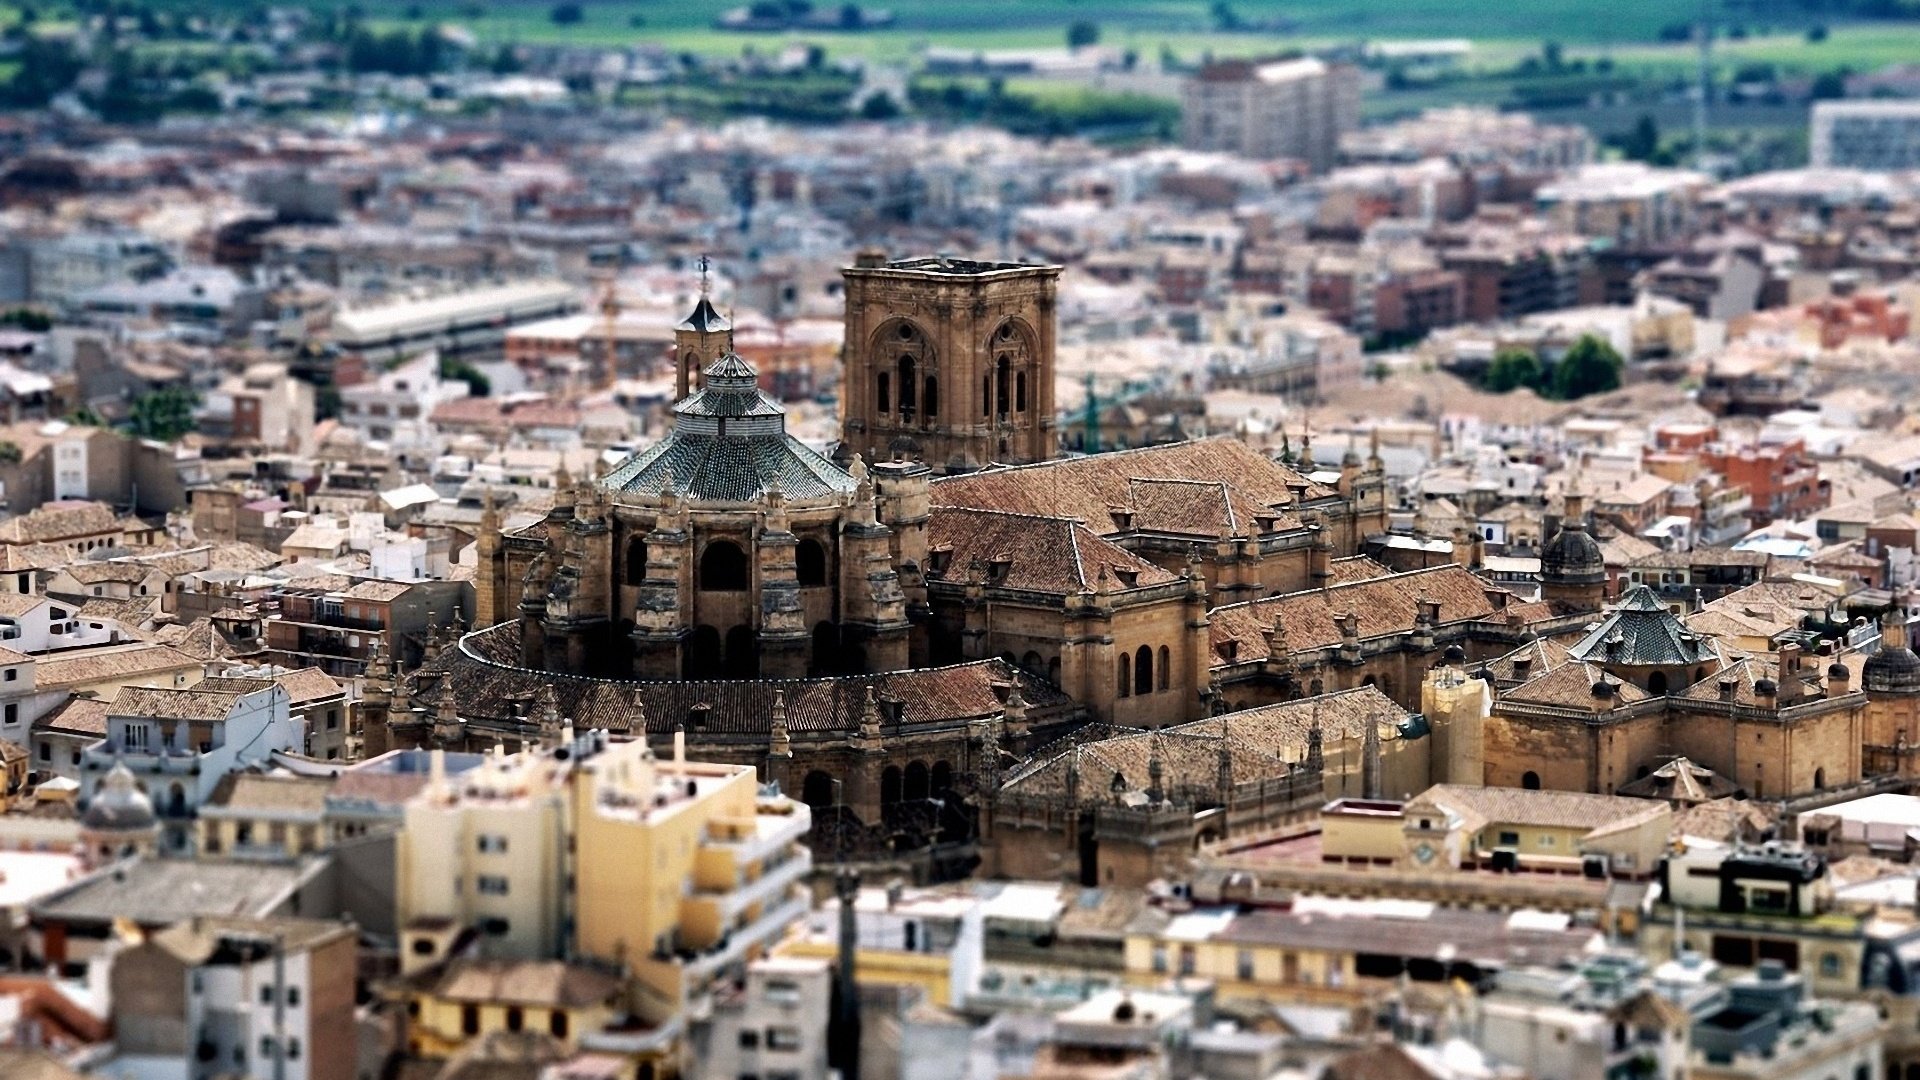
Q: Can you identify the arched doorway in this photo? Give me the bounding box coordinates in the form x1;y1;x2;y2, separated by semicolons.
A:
1648;671;1669;695
685;625;723;679
905;761;930;801
1814;767;1826;789
724;626;759;679
1522;771;1541;790
699;541;749;591
802;771;836;809
811;622;840;675
796;539;828;587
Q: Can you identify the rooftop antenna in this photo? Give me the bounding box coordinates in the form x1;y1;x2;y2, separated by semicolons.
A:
1694;0;1711;171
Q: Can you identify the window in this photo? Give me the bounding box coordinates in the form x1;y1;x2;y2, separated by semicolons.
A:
1151;945;1168;973
287;1039;300;1061
461;1004;480;1036
1157;646;1169;691
260;1037;275;1059
1236;950;1254;980
1178;945;1196;976
4;668;15;681
767;1027;802;1051
125;723;149;750
477;875;511;896
876;372;890;413
325;709;338;730
550;1010;569;1039
1117;653;1131;699
1821;953;1842;977
1497;831;1519;847
506;1006;524;1032
36;743;47;761
286;986;299;1006
477;835;509;854
740;1031;760;1049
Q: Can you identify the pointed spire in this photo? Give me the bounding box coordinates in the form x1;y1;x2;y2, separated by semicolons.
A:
1367;427;1384;472
1146;739;1165;805
769;690;791;758
627;688;648;734
536;683;561;738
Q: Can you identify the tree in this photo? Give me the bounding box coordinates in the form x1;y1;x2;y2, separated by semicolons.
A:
439;356;491;398
1808;24;1829;43
1621;114;1660;162
126;386;200;442
1812;71;1846;99
1484;348;1544;394
1551;335;1624;400
1067;20;1099;49
859;90;901;120
550;1;583;25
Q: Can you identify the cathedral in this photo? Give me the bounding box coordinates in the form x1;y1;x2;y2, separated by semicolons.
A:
374;251;1920;884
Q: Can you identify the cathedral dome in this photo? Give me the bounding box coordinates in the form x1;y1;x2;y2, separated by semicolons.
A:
1540;517;1605;586
83;763;156;832
597;352;857;504
1864;639;1920;694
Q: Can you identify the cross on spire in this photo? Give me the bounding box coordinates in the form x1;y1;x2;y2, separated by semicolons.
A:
697;253;712;297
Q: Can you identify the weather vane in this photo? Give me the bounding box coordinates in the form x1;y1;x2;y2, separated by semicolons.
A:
697;253;711;297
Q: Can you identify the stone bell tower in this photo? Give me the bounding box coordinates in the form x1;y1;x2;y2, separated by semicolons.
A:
840;252;1062;474
675;256;732;401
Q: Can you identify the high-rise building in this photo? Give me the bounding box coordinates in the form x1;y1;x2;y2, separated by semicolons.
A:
1812;100;1920;171
1180;57;1361;173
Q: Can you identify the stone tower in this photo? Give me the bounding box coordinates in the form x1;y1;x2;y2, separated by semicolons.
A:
674;261;732;402
840;252;1063;473
1540;490;1607;612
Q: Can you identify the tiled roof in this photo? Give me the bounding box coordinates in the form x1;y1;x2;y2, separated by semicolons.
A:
1208;564;1502;664
343;579;413;602
422;959;623;1009
203;773;333;817
1479;637;1573;683
33;698;107;737
59;562;154;584
274;666;344;705
414;623;1070;736
109;684;253;722
1500;660;1651;712
599;355;853;504
34;643;197;688
1408;784;1668;835
925;508;1177;594
1568;585;1713;667
1615;756;1740;803
0;503;118;544
1327;555;1394;585
930;438;1330;537
1003;686;1405;802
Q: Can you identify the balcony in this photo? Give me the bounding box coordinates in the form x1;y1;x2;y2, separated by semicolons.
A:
684;893;811;985
706;805;811;868
694;849;813;924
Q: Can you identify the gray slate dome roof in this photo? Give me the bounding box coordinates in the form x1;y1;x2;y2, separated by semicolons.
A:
1865;638;1920;693
83;762;156;832
1569;584;1713;667
1541;516;1605;585
599;352;857;504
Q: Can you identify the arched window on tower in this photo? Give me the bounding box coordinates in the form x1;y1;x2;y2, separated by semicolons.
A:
624;537;648;587
1157;646;1170;691
924;376;939;419
796;539;828;587
1135;645;1153;697
1017;371;1028;413
995;356;1011;420
877;371;890;413
898;355;917;417
1118;653;1131;699
699;541;749;591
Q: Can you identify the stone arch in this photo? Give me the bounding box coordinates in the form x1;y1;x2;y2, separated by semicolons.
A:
905;761;930;801
881;766;902;806
802;771;836;809
987;316;1038;418
867;318;934;420
1157;645;1170;691
811;621;840;675
1648;671;1669;695
699;540;749;591
1814;767;1826;789
724;626;759;679
685;625;723;679
1522;770;1541;790
1134;645;1153;697
796;538;828;587
624;536;648;587
1021;650;1043;672
1118;652;1131;699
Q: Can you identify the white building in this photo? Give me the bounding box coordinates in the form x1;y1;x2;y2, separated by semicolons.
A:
1812;101;1920;171
336;352;470;468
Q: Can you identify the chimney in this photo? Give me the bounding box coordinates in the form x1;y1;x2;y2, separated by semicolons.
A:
673;722;686;764
1564;491;1586;525
1512;656;1532;679
1885;611;1911;652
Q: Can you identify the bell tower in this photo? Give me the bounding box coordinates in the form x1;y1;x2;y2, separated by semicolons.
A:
840;251;1062;474
674;256;731;401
